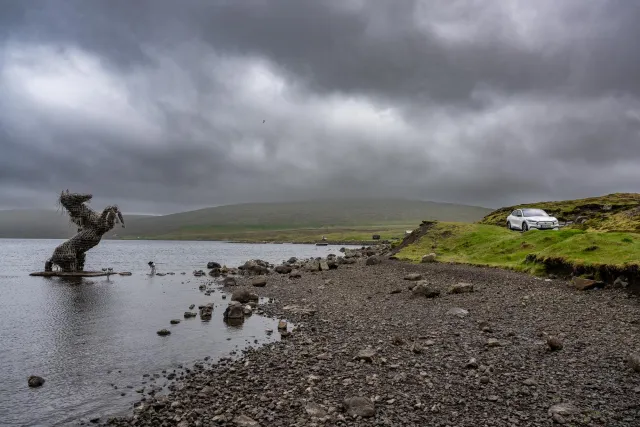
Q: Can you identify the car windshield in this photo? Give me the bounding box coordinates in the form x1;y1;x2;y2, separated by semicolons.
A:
522;209;549;217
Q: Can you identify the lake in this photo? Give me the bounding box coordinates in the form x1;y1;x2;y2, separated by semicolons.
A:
0;239;355;427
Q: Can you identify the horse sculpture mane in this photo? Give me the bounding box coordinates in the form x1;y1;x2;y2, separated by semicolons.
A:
44;190;125;272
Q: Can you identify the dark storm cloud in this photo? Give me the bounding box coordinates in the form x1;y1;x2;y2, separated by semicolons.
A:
1;0;639;213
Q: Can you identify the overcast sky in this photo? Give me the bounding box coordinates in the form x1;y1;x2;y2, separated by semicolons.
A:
1;0;639;214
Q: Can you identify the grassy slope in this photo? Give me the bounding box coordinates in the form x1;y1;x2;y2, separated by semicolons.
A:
395;221;640;277
479;193;640;232
113;198;492;241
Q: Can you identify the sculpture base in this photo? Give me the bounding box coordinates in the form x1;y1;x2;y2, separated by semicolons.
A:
29;271;122;277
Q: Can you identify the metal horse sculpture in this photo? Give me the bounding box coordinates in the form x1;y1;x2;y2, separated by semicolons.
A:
44;191;125;272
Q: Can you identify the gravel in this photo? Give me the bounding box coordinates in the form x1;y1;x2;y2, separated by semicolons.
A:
100;247;640;427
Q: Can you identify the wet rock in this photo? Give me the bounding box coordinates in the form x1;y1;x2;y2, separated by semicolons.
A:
305;402;327;418
170;319;181;325
240;259;270;276
118;272;132;276
365;256;381;266
234;415;260;426
224;302;245;320
547;336;563;351
199;303;214;320
411;281;440;298
344;396;375;417
221;277;237;287
278;320;288;330
251;277;267;287
157;329;171;336
448;282;474;294
275;265;292;274
189;304;195;310
28;376;45;388
207;261;221;269
231;289;259;304
404;273;422;281
184;311;197;318
287;257;297;264
421;253;437;263
243;305;253;315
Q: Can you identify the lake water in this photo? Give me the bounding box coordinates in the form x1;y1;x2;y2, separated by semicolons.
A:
0;239;355;427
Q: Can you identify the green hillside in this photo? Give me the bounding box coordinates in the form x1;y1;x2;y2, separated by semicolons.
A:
479;193;640;232
112;198;493;241
0;209;152;239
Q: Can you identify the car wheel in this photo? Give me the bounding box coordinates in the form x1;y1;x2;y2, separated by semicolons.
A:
522;222;528;232
507;221;512;230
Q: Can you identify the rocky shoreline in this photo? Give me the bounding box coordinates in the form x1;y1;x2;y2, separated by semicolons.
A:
98;246;640;426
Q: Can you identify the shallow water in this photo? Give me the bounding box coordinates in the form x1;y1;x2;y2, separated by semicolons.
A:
0;239;354;426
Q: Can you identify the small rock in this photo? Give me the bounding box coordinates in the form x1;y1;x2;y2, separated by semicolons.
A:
344;396;375;417
523;378;537;386
289;270;302;279
234;415;260;426
480;376;490;384
625;353;640;372
243;305;253;315
548;402;580;419
547;336;563;351
184;311;197;318
354;348;376;363
448;282;474;294
251;277;267;287
465;358;478;369
486;338;501;347
170;319;181;325
421;253;437;263
447;307;469;317
221;277;237;287
28;376;45;388
572;277;603;291
365;256;381;266
278;320;287;330
157;329;171;336
412;281;440;298
404;273;422;281
305;402;327;418
275;265;293;274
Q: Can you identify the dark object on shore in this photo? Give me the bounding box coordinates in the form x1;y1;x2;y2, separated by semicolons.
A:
193;270;206;277
372;234;381;240
44;190;124;273
28;376;45;388
223;302;244;321
251;277;267;287
30;271;118;277
316;242;328;246
365;255;381;266
207;261;222;269
184;311;197;318
275;265;293;274
344;396;375;417
547;336;563;351
170;319;181;325
157;329;171;336
231;289;259;304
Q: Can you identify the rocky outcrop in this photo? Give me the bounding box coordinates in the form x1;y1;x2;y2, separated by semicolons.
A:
223;302;245;321
199;303;214;320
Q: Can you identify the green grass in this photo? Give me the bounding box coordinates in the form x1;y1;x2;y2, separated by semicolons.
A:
479;192;640;232
122;224;411;243
395;222;640;276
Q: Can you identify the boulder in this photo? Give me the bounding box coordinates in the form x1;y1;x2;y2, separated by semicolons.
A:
231;288;259;304
411;281;440;298
319;261;330;271
287;257;298;264
343;396;375;418
421;253;437;263
305;261;321;272
327;260;339;269
547;336;563;351
289;270;302;279
239;259;270;276
572;277;604;291
365;256;381;266
207;261;222;269
274;265;292;274
448;282;474;294
28;376;45;388
251;277;267;287
224;302;245;320
199;303;214;320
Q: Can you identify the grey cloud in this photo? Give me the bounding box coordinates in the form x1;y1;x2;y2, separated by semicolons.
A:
1;0;639;214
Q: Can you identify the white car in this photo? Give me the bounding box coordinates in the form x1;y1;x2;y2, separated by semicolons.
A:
506;208;559;231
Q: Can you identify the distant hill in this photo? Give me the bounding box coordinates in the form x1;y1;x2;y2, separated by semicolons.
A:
479;193;640;232
0;209;152;239
111;198;493;241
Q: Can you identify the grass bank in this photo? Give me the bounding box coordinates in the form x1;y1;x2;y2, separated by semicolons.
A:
393;221;640;283
119;224;411;244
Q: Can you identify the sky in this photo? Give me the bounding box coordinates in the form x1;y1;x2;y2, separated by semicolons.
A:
1;0;639;214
